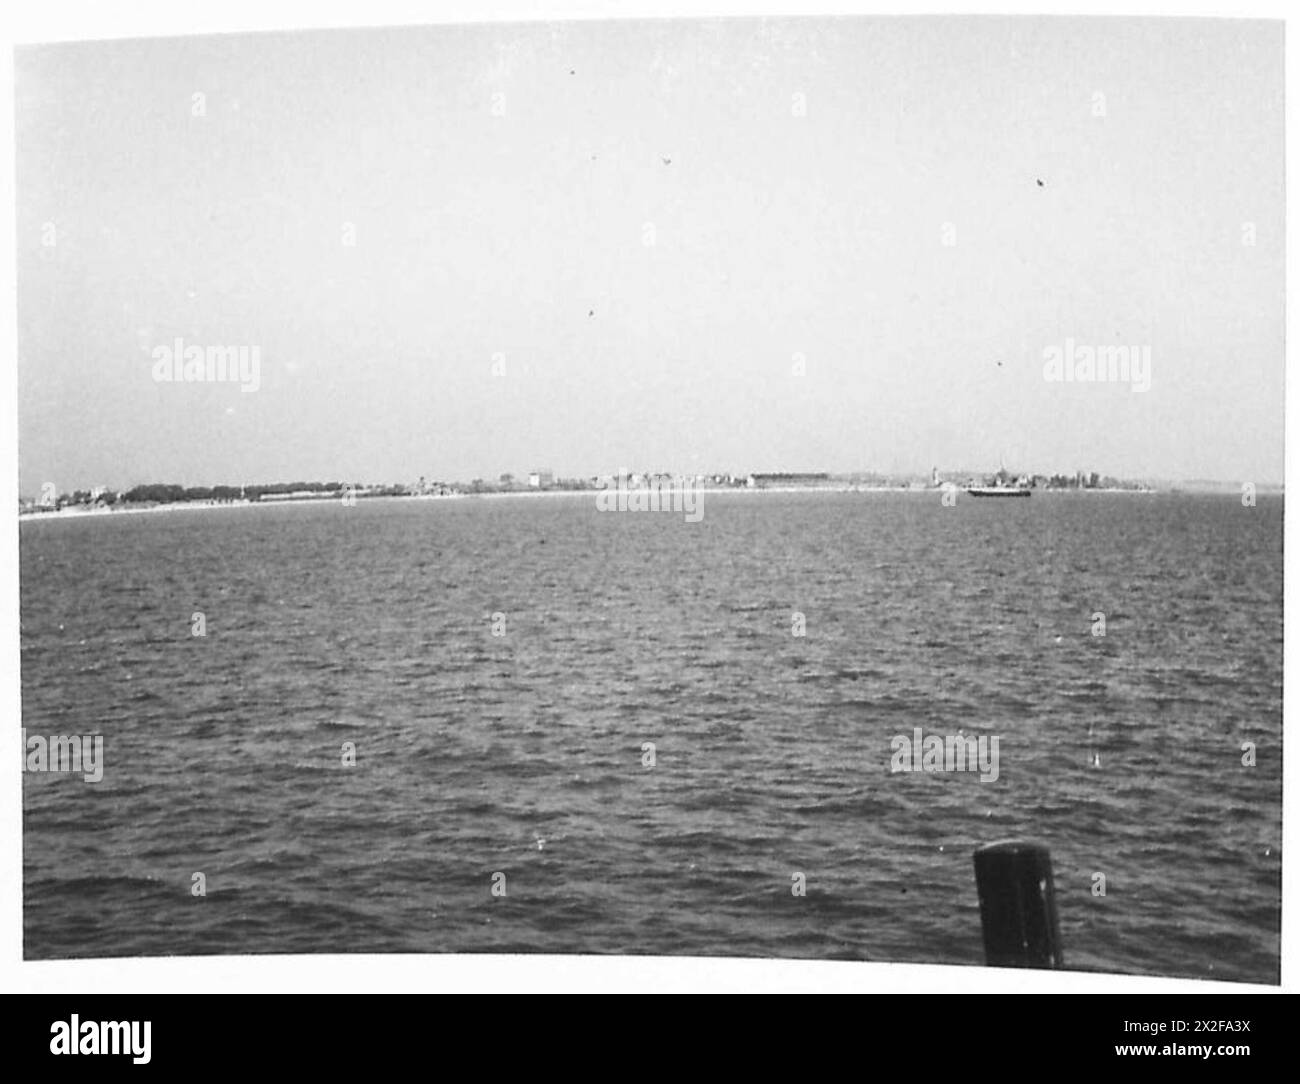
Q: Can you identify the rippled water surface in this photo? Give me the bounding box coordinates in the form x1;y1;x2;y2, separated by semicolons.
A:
20;492;1282;981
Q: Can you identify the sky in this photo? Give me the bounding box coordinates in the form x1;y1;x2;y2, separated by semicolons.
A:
15;16;1285;492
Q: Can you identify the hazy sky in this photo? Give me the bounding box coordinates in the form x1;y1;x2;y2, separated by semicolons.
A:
16;16;1284;491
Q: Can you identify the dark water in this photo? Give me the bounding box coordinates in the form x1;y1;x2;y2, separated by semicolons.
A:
20;492;1282;982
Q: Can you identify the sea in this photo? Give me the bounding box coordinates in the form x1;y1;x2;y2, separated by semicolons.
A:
19;491;1283;982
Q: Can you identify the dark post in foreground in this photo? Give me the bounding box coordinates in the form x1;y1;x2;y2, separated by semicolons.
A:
973;840;1064;968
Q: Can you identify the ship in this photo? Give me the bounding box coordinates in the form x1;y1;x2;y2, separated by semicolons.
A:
966;485;1031;498
964;459;1031;497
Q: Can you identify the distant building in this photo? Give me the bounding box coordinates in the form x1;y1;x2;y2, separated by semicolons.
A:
528;469;554;488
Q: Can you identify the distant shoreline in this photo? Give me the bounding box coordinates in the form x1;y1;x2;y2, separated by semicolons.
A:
17;484;1252;524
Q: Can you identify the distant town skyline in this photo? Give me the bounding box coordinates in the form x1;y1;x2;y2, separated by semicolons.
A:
16;17;1285;493
22;462;1262;505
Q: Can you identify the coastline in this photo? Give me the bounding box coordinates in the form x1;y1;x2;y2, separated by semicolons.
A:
16;483;1193;523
